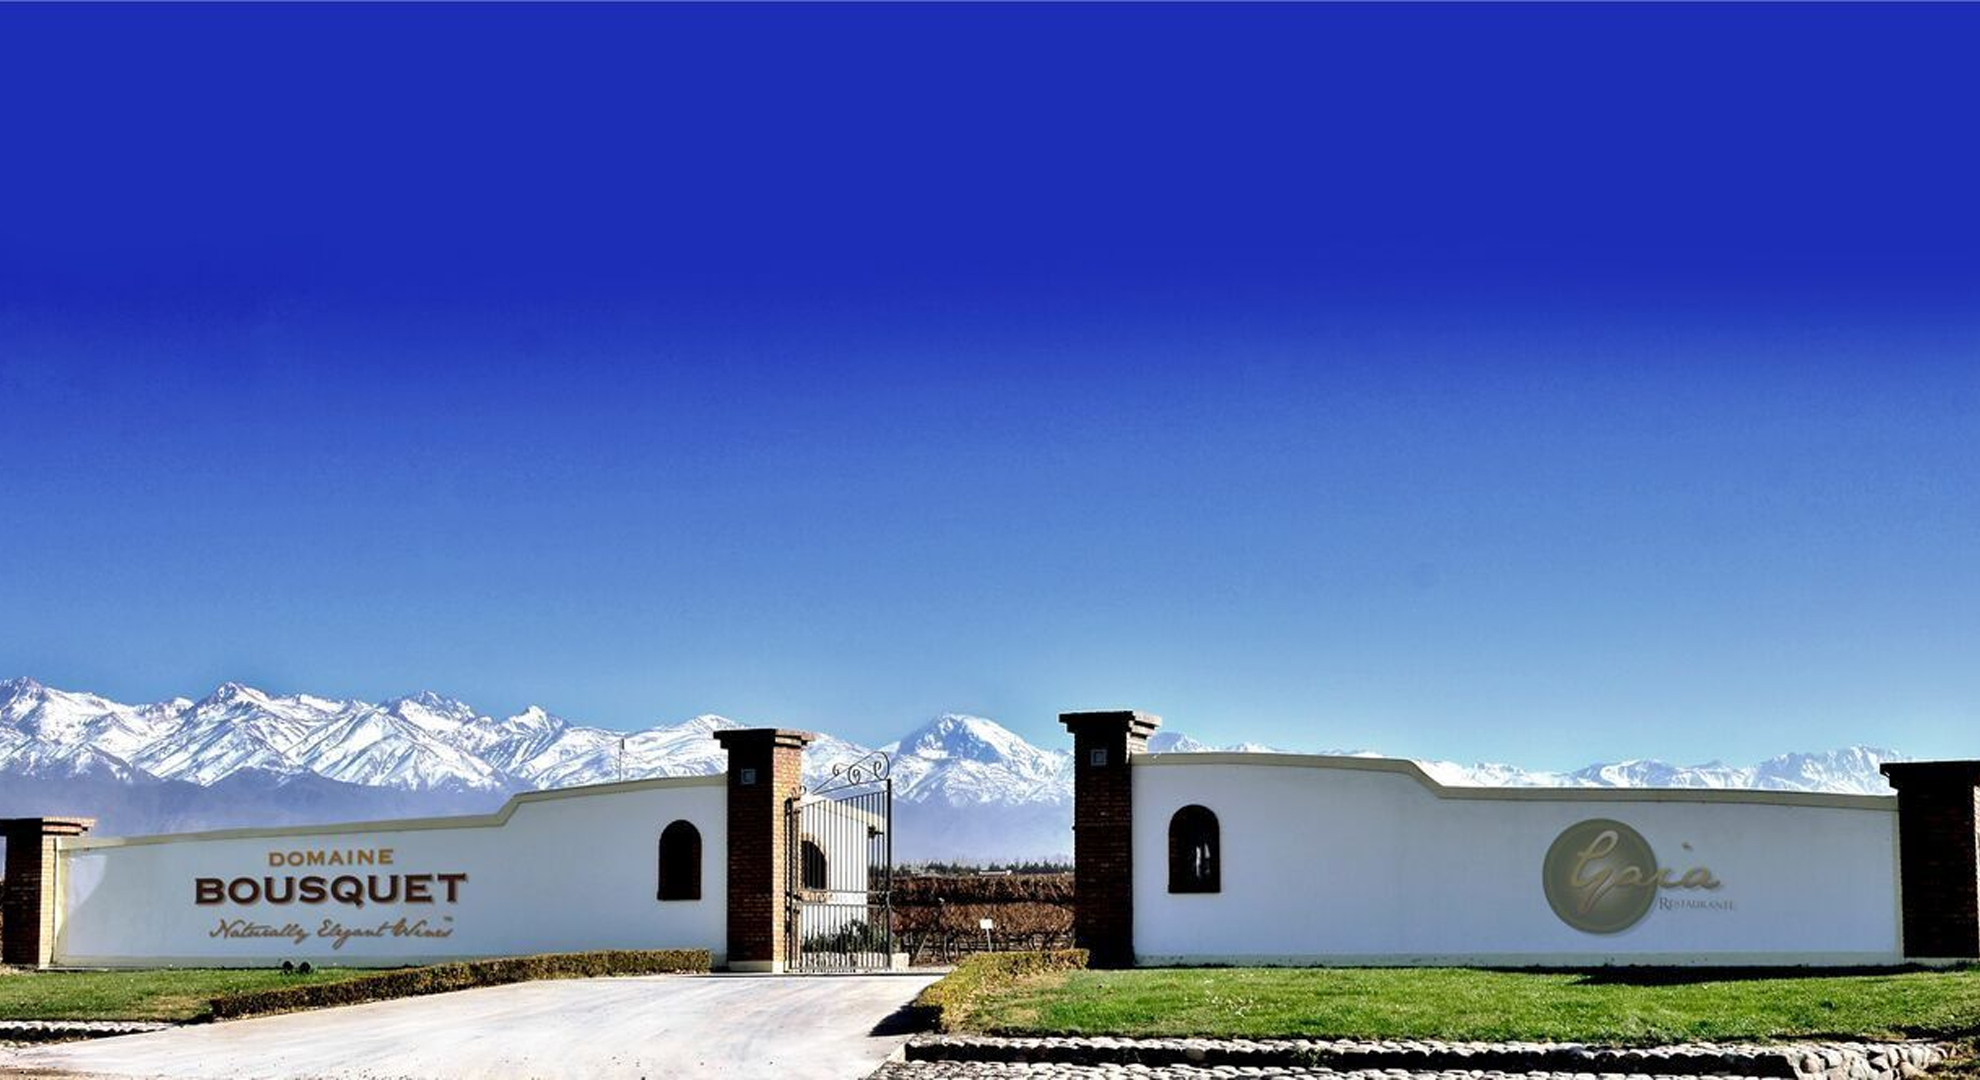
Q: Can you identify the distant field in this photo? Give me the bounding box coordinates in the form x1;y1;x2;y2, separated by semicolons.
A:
956;965;1980;1045
0;967;370;1022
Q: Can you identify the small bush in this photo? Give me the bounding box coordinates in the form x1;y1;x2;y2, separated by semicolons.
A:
909;949;1087;1032
208;949;709;1020
804;919;891;954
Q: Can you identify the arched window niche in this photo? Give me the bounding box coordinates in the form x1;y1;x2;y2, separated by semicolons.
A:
801;838;829;891
1167;804;1220;894
657;820;702;901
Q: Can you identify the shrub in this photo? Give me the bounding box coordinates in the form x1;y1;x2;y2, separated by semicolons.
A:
804;919;891;954
208;949;710;1020
908;949;1087;1032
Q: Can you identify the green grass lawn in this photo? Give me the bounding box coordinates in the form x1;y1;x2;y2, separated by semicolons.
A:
0;966;372;1022
956;965;1980;1045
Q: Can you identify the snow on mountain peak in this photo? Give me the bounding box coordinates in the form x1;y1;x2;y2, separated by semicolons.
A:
1147;731;1213;753
500;705;571;739
382;692;483;730
667;714;741;735
1148;731;1290;754
898;713;1039;764
1414;745;1904;795
878;714;1071;812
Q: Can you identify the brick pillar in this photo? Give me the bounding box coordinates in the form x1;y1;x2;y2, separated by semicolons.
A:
713;728;813;972
1060;710;1160;968
1;817;95;968
1881;761;1980;960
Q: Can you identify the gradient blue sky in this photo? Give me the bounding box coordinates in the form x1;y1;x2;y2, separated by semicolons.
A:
2;5;1976;767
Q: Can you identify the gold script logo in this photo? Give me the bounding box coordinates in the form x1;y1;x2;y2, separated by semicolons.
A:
1542;819;1722;934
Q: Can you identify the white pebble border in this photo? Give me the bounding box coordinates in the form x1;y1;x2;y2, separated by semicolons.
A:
903;1037;1951;1080
880;1066;1868;1080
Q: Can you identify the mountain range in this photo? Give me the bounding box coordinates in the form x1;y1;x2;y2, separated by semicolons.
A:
0;677;1905;860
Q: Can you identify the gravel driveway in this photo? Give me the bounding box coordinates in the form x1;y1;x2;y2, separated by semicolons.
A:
0;972;938;1080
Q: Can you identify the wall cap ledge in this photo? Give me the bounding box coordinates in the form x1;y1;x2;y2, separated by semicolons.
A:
1134;752;1896;810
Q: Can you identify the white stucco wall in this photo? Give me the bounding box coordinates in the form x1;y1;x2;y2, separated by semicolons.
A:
1132;755;1901;966
53;777;728;967
793;796;885;896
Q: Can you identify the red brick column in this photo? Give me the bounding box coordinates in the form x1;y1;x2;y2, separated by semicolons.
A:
713;728;813;972
1060;710;1160;968
1882;761;1980;960
1;817;95;968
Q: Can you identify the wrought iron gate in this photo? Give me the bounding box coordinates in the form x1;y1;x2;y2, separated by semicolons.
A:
785;752;895;971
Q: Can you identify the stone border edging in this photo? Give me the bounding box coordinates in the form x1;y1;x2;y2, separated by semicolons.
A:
905;1036;1951;1080
0;1020;176;1042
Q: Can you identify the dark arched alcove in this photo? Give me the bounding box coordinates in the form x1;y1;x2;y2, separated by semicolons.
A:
1167;804;1220;894
657;819;702;901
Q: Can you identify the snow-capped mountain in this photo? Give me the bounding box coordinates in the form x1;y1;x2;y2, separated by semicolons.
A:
0;677;1910;859
885;714;1072;806
0;679;180;780
1409;746;1904;795
507;713;743;790
1147;731;1286;755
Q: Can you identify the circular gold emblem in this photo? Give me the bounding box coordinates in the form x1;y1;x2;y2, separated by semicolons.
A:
1543;818;1658;934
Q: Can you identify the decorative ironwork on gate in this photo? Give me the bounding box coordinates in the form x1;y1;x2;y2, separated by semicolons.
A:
785;751;896;971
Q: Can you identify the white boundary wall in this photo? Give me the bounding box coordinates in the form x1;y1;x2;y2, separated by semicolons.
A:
1132;754;1902;966
53;776;728;968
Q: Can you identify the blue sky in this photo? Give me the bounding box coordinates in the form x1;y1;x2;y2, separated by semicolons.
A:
2;6;1975;768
